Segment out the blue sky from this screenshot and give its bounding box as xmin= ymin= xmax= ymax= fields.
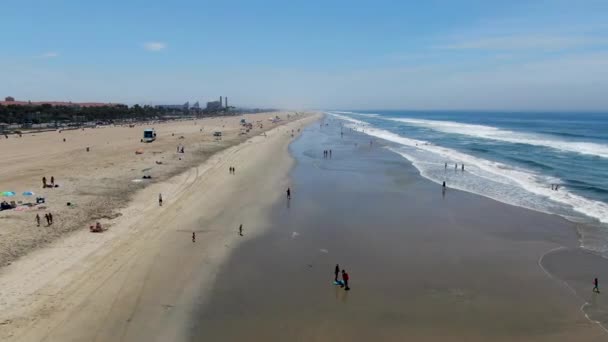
xmin=1 ymin=0 xmax=608 ymax=110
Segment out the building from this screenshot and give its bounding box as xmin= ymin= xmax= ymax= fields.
xmin=155 ymin=102 xmax=189 ymax=110
xmin=206 ymin=101 xmax=222 ymax=111
xmin=0 ymin=97 xmax=121 ymax=107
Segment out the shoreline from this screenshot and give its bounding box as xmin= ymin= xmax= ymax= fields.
xmin=0 ymin=112 xmax=320 ymax=341
xmin=191 ymin=116 xmax=608 ymax=341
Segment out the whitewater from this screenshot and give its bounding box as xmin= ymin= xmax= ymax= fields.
xmin=329 ymin=112 xmax=608 ymax=227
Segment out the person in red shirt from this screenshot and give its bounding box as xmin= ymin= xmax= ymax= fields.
xmin=341 ymin=269 xmax=350 ymax=291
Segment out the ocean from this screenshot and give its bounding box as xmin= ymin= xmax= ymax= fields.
xmin=327 ymin=110 xmax=608 ymax=253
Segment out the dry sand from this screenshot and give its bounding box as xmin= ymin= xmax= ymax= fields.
xmin=0 ymin=112 xmax=319 ymax=341
xmin=0 ymin=112 xmax=296 ymax=265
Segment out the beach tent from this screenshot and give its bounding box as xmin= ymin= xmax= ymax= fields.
xmin=22 ymin=191 xmax=35 ymax=196
xmin=1 ymin=191 xmax=16 ymax=197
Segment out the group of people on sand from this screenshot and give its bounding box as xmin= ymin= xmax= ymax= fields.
xmin=36 ymin=212 xmax=53 ymax=226
xmin=550 ymin=184 xmax=560 ymax=191
xmin=334 ymin=264 xmax=350 ymax=291
xmin=42 ymin=176 xmax=56 ymax=188
xmin=229 ymin=166 xmax=236 ymax=174
xmin=323 ymin=150 xmax=332 ymax=159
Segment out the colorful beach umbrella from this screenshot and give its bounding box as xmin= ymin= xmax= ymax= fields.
xmin=1 ymin=191 xmax=16 ymax=197
xmin=22 ymin=191 xmax=35 ymax=196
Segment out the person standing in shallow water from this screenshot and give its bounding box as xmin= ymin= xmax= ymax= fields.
xmin=286 ymin=187 xmax=291 ymax=200
xmin=341 ymin=269 xmax=350 ymax=291
xmin=334 ymin=264 xmax=340 ymax=282
xmin=594 ymin=278 xmax=600 ymax=293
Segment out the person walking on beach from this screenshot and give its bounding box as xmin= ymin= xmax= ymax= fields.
xmin=329 ymin=150 xmax=332 ymax=158
xmin=286 ymin=187 xmax=291 ymax=200
xmin=159 ymin=193 xmax=163 ymax=206
xmin=594 ymin=278 xmax=600 ymax=293
xmin=36 ymin=214 xmax=40 ymax=227
xmin=239 ymin=224 xmax=243 ymax=236
xmin=42 ymin=177 xmax=47 ymax=188
xmin=44 ymin=213 xmax=50 ymax=226
xmin=334 ymin=264 xmax=340 ymax=282
xmin=341 ymin=269 xmax=350 ymax=291
xmin=192 ymin=232 xmax=196 ymax=243
xmin=48 ymin=212 xmax=53 ymax=225
xmin=50 ymin=176 xmax=55 ymax=186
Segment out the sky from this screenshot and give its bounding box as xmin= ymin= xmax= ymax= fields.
xmin=1 ymin=0 xmax=608 ymax=111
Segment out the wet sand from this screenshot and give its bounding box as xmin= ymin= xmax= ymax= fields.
xmin=192 ymin=118 xmax=607 ymax=341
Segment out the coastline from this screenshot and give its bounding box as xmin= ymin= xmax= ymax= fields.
xmin=0 ymin=112 xmax=320 ymax=341
xmin=192 ymin=116 xmax=608 ymax=341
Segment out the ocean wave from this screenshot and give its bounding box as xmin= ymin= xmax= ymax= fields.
xmin=330 ymin=111 xmax=379 ymax=118
xmin=329 ymin=113 xmax=608 ymax=224
xmin=386 ymin=117 xmax=608 ymax=159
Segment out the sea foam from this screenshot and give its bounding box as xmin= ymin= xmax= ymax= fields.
xmin=329 ymin=112 xmax=608 ymax=225
xmin=386 ymin=117 xmax=608 ymax=159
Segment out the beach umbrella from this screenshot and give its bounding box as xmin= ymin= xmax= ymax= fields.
xmin=22 ymin=191 xmax=35 ymax=196
xmin=1 ymin=191 xmax=16 ymax=197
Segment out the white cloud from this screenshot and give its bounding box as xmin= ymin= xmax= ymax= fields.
xmin=143 ymin=42 xmax=167 ymax=51
xmin=39 ymin=51 xmax=59 ymax=58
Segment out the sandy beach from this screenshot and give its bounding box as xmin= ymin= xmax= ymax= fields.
xmin=1 ymin=112 xmax=607 ymax=341
xmin=0 ymin=112 xmax=319 ymax=341
xmin=192 ymin=116 xmax=608 ymax=341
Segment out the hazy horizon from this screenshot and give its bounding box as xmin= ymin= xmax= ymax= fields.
xmin=2 ymin=0 xmax=608 ymax=111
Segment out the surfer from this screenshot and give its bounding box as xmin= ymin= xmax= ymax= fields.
xmin=594 ymin=278 xmax=600 ymax=293
xmin=334 ymin=264 xmax=340 ymax=282
xmin=461 ymin=164 xmax=464 ymax=172
xmin=442 ymin=181 xmax=446 ymax=188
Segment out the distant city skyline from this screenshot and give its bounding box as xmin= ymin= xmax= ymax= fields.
xmin=2 ymin=0 xmax=608 ymax=111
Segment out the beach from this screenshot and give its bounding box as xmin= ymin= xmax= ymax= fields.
xmin=0 ymin=112 xmax=318 ymax=340
xmin=192 ymin=117 xmax=608 ymax=341
xmin=1 ymin=112 xmax=607 ymax=341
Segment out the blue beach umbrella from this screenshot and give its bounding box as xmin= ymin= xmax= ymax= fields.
xmin=22 ymin=191 xmax=35 ymax=196
xmin=1 ymin=191 xmax=16 ymax=197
